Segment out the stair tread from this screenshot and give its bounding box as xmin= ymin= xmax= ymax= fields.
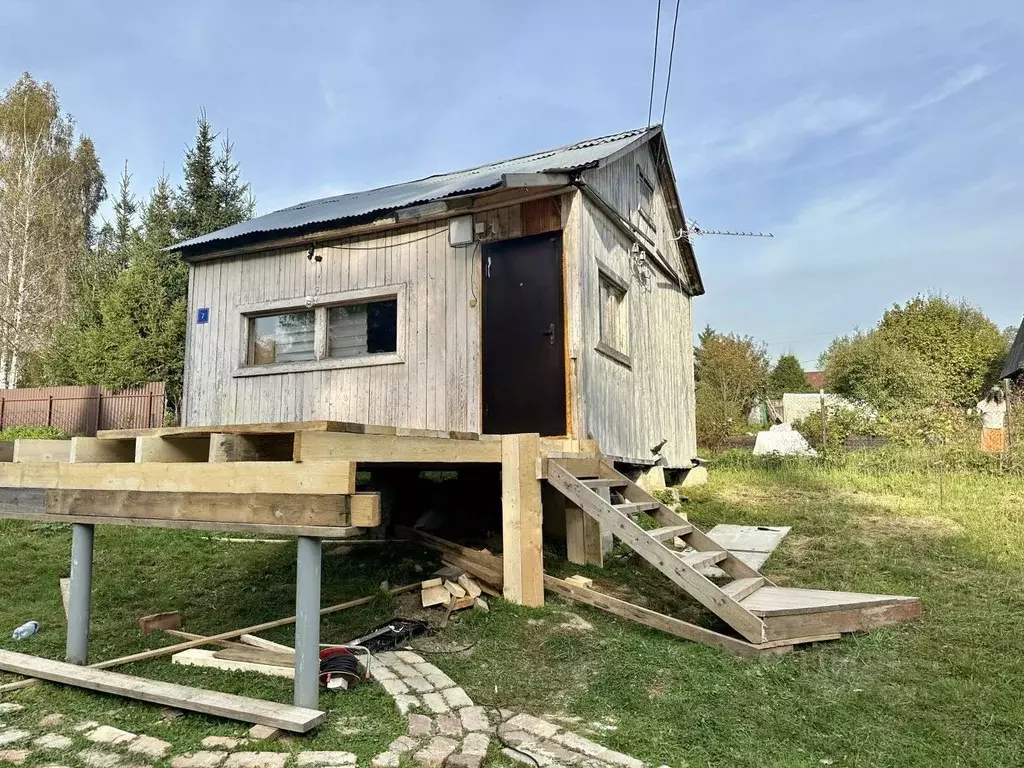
xmin=721 ymin=577 xmax=766 ymax=601
xmin=679 ymin=549 xmax=729 ymax=567
xmin=647 ymin=524 xmax=693 ymax=541
xmin=613 ymin=501 xmax=661 ymax=515
xmin=582 ymin=478 xmax=627 ymax=489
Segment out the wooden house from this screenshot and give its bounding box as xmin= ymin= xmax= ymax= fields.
xmin=173 ymin=127 xmax=704 ymax=469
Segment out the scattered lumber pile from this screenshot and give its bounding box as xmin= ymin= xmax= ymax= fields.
xmin=420 ymin=574 xmax=488 ymax=614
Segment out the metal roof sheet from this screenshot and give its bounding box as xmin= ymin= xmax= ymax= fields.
xmin=1002 ymin=317 xmax=1024 ymax=379
xmin=175 ymin=127 xmax=653 ymax=252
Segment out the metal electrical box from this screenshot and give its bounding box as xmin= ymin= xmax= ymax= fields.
xmin=448 ymin=215 xmax=474 ymax=246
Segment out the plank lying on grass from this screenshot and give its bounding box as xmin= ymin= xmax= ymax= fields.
xmin=0 ymin=649 xmax=324 ymax=732
xmin=0 ymin=582 xmax=420 ymax=695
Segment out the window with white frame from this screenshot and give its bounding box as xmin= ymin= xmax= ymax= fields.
xmin=239 ymin=287 xmax=402 ymax=374
xmin=597 ymin=266 xmax=630 ymax=365
xmin=637 ymin=165 xmax=656 ymax=237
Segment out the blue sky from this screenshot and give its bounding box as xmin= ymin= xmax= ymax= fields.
xmin=4 ymin=0 xmax=1022 ymax=367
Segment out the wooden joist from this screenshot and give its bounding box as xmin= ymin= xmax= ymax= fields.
xmin=0 ymin=460 xmax=357 ymax=495
xmin=13 ymin=439 xmax=72 ymax=463
xmin=0 ymin=488 xmax=376 ymax=536
xmin=293 ymin=431 xmax=500 ymax=464
xmin=0 ymin=649 xmax=324 ymax=732
xmin=70 ymin=437 xmax=136 ymax=463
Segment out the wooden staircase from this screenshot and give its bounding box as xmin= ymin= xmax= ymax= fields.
xmin=546 ymin=459 xmax=921 ymax=645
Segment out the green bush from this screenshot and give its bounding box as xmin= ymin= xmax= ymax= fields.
xmin=0 ymin=425 xmax=71 ymax=440
xmin=695 ymin=385 xmax=744 ymax=451
xmin=793 ymin=407 xmax=876 ymax=451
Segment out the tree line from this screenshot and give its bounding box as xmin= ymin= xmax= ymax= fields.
xmin=696 ymin=295 xmax=1017 ymax=447
xmin=0 ymin=73 xmax=254 ymax=419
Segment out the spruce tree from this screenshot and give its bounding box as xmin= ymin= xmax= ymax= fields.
xmin=769 ymin=354 xmax=813 ymax=397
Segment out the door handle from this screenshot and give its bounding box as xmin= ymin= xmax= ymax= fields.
xmin=542 ymin=323 xmax=555 ymax=344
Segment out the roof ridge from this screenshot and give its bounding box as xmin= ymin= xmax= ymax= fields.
xmin=277 ymin=126 xmax=652 ymax=214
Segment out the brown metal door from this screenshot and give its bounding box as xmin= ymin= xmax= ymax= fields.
xmin=482 ymin=232 xmax=566 ymax=436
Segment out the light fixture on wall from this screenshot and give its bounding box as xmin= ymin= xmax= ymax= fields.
xmin=307 ymin=244 xmax=322 ymax=262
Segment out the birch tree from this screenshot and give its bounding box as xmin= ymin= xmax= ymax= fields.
xmin=0 ymin=73 xmax=104 ymax=388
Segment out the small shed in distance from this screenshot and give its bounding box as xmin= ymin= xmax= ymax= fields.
xmin=173 ymin=127 xmax=703 ymax=469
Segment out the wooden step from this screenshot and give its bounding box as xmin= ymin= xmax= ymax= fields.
xmin=582 ymin=478 xmax=627 ymax=490
xmin=679 ymin=550 xmax=729 ymax=568
xmin=648 ymin=524 xmax=693 ymax=542
xmin=613 ymin=502 xmax=661 ymax=517
xmin=721 ymin=577 xmax=766 ymax=602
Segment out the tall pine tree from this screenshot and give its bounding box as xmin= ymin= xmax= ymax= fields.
xmin=42 ymin=110 xmax=253 ymax=422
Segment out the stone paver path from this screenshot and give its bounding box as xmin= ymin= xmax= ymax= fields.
xmin=369 ymin=649 xmax=655 ymax=768
xmin=0 ymin=650 xmax=657 ymax=767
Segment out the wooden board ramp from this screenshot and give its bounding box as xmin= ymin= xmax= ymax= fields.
xmin=0 ymin=649 xmax=325 ymax=732
xmin=546 ymin=459 xmax=922 ymax=644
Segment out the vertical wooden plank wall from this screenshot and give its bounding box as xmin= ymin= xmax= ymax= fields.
xmin=575 ymin=144 xmax=698 ymax=467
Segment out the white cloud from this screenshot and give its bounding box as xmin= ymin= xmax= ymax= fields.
xmin=910 ymin=63 xmax=993 ymax=110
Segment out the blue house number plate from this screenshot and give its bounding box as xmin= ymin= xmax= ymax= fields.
xmin=197 ymin=307 xmax=210 ymax=324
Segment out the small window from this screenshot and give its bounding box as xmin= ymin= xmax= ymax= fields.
xmin=328 ymin=299 xmax=398 ymax=358
xmin=247 ymin=311 xmax=315 ymax=365
xmin=599 ymin=274 xmax=629 ymax=357
xmin=637 ymin=166 xmax=656 ymax=235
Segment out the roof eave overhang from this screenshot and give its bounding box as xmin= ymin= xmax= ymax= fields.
xmin=173 ymin=172 xmax=577 ymax=263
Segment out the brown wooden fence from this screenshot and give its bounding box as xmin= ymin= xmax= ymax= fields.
xmin=0 ymin=383 xmax=165 ymax=436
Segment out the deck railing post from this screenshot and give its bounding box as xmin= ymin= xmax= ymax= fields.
xmin=66 ymin=523 xmax=95 ymax=665
xmin=294 ymin=535 xmax=322 ymax=709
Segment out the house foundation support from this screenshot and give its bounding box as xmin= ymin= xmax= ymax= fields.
xmin=501 ymin=433 xmax=544 ymax=607
xmin=66 ymin=523 xmax=94 ymax=665
xmin=293 ymin=536 xmax=322 ymax=709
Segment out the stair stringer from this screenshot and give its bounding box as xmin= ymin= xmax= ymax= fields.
xmin=547 ymin=460 xmax=768 ymax=643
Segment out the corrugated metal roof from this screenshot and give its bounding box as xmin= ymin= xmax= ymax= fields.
xmin=174 ymin=127 xmax=653 ymax=252
xmin=1002 ymin=317 xmax=1024 ymax=379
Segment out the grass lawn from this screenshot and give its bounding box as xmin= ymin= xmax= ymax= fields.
xmin=1 ymin=450 xmax=1022 ymax=767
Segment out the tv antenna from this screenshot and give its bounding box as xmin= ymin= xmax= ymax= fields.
xmin=673 ymin=220 xmax=774 ymax=242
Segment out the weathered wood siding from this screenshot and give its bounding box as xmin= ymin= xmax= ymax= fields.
xmin=572 ymin=143 xmax=697 ymax=466
xmin=183 ymin=223 xmax=482 ymax=430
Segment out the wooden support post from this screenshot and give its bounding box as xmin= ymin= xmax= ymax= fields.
xmin=565 ymin=500 xmax=604 ymax=567
xmin=501 ymin=433 xmax=543 ymax=607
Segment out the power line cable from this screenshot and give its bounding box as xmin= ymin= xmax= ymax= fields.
xmin=660 ymin=0 xmax=682 ymax=125
xmin=646 ymin=0 xmax=663 ymax=127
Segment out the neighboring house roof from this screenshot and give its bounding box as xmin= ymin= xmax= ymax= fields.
xmin=1003 ymin=318 xmax=1024 ymax=379
xmin=805 ymin=371 xmax=825 ymax=390
xmin=171 ymin=125 xmax=702 ymax=292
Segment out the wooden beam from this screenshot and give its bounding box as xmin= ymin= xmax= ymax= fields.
xmin=542 ymin=576 xmax=780 ymax=660
xmin=0 ymin=460 xmax=358 ymax=495
xmin=294 ymin=431 xmax=500 ymax=464
xmin=0 ymin=582 xmax=420 ymax=695
xmin=764 ymin=600 xmax=923 ymax=642
xmin=208 ymin=434 xmax=295 ymax=463
xmin=135 ymin=436 xmax=211 ymax=463
xmin=70 ymin=438 xmax=135 ymax=463
xmin=0 ymin=649 xmax=323 ymax=732
xmin=565 ymin=500 xmax=604 ymax=567
xmin=13 ymin=439 xmax=72 ymax=463
xmin=99 ymin=420 xmax=393 ymax=440
xmin=501 ymin=434 xmax=544 ymax=607
xmin=44 ymin=489 xmax=376 ymax=528
xmin=398 ymin=528 xmax=791 ymax=659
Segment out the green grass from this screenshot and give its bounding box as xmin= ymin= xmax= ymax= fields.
xmin=2 ymin=452 xmax=1023 ymax=767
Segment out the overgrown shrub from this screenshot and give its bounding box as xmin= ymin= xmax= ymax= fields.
xmin=0 ymin=425 xmax=70 ymax=440
xmin=793 ymin=407 xmax=876 ymax=451
xmin=695 ymin=385 xmax=743 ymax=451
